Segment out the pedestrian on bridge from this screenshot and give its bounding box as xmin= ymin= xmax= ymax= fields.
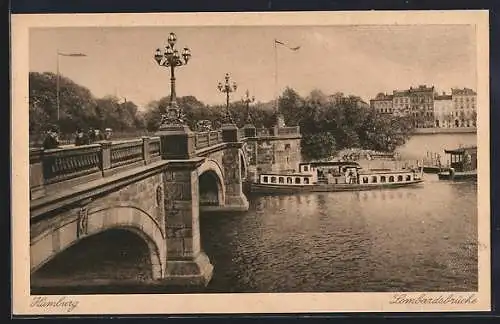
xmin=74 ymin=128 xmax=90 ymax=146
xmin=104 ymin=128 xmax=113 ymax=140
xmin=87 ymin=127 xmax=96 ymax=144
xmin=42 ymin=125 xmax=60 ymax=150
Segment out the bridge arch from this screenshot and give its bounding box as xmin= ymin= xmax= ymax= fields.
xmin=31 ymin=206 xmax=166 ymax=280
xmin=197 ymin=159 xmax=226 ymax=206
xmin=239 ymin=148 xmax=248 ymax=180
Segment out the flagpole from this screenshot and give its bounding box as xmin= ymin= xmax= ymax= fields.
xmin=274 ymin=39 xmax=278 ymax=113
xmin=56 ymin=49 xmax=60 ymax=122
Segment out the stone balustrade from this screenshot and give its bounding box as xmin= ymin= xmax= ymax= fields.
xmin=29 ymin=125 xmax=301 ymax=200
xmin=110 ymin=139 xmax=144 ymax=168
xmin=194 ymin=130 xmax=225 ymax=150
xmin=256 ymin=128 xmax=270 ymax=137
xmin=29 ymin=136 xmax=162 ymax=199
xmin=256 ymin=126 xmax=301 ymax=138
xmin=277 ymin=126 xmax=301 ymax=136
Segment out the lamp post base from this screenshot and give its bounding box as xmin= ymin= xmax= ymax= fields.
xmin=156 ymin=123 xmax=192 ymax=135
xmin=155 ymin=123 xmax=195 ymax=160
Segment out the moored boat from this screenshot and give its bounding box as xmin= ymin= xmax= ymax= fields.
xmin=437 ymin=146 xmax=477 ymax=181
xmin=250 ymin=161 xmax=424 ymax=194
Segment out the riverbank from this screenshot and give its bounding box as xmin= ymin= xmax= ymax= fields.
xmin=412 ymin=127 xmax=476 ymax=134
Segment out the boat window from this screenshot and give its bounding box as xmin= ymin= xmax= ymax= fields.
xmin=295 ymin=177 xmax=301 ymax=184
xmin=406 ymin=175 xmax=411 ymax=181
xmin=271 ymin=176 xmax=277 ymax=183
xmin=363 ymin=177 xmax=369 ymax=183
xmin=304 ymin=166 xmax=309 ymax=172
xmin=279 ymin=177 xmax=284 ymax=184
xmin=397 ymin=175 xmax=403 ymax=182
xmin=263 ymin=176 xmax=268 ymax=183
xmin=389 ymin=176 xmax=394 ymax=182
xmin=287 ymin=177 xmax=293 ymax=184
xmin=371 ymin=176 xmax=378 ymax=183
xmin=380 ymin=176 xmax=386 ymax=183
xmin=304 ymin=177 xmax=310 ymax=184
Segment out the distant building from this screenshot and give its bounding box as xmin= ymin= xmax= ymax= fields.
xmin=370 ymin=93 xmax=394 ymax=114
xmin=451 ymin=88 xmax=477 ymax=128
xmin=369 ymin=85 xmax=476 ymax=129
xmin=392 ymin=90 xmax=411 ymax=116
xmin=433 ymin=93 xmax=453 ymax=128
xmin=409 ymin=85 xmax=435 ymax=128
xmin=330 ymin=93 xmax=370 ymax=109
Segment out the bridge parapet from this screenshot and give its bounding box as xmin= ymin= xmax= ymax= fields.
xmin=29 ymin=137 xmax=162 ymax=200
xmin=255 ymin=126 xmax=301 ymax=139
xmin=29 ymin=125 xmax=300 ymax=200
xmin=194 ymin=130 xmax=223 ymax=150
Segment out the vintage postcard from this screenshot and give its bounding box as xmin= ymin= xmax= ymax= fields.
xmin=12 ymin=10 xmax=490 ymax=315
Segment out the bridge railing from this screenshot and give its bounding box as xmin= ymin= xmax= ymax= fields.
xmin=256 ymin=126 xmax=300 ymax=138
xmin=238 ymin=128 xmax=246 ymax=139
xmin=195 ymin=130 xmax=224 ymax=150
xmin=30 ymin=125 xmax=300 ymax=199
xmin=277 ymin=126 xmax=300 ymax=136
xmin=40 ymin=144 xmax=102 ymax=185
xmin=30 ymin=136 xmax=161 ymax=199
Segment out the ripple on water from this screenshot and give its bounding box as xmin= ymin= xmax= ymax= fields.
xmin=201 ymin=178 xmax=478 ymax=292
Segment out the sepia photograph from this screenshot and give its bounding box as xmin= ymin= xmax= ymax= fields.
xmin=12 ymin=11 xmax=490 ymax=314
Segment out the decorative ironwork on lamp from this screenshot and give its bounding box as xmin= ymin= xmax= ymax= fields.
xmin=217 ymin=73 xmax=238 ymax=125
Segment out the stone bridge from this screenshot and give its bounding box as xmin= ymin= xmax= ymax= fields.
xmin=29 ymin=123 xmax=301 ymax=288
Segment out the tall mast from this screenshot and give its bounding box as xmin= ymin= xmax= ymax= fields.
xmin=274 ymin=39 xmax=278 ymax=113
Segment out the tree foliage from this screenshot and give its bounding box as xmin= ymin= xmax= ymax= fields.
xmin=29 ymin=72 xmax=145 ymax=140
xmin=30 ymin=72 xmax=414 ymax=160
xmin=275 ymin=88 xmax=415 ymax=161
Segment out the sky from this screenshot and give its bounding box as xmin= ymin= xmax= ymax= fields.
xmin=29 ymin=25 xmax=477 ymax=110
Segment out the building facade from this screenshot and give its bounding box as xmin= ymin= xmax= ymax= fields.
xmin=392 ymin=90 xmax=411 ymax=116
xmin=451 ymin=88 xmax=477 ymax=128
xmin=409 ymin=85 xmax=435 ymax=128
xmin=369 ymin=85 xmax=476 ymax=128
xmin=370 ymin=93 xmax=394 ymax=115
xmin=433 ymin=93 xmax=453 ymax=128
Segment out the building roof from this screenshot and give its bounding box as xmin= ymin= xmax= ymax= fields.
xmin=300 ymin=161 xmax=363 ymax=168
xmin=372 ymin=93 xmax=393 ymax=101
xmin=409 ymin=85 xmax=435 ymax=92
xmin=451 ymin=88 xmax=477 ymax=96
xmin=393 ymin=90 xmax=411 ymax=96
xmin=444 ymin=146 xmax=477 ymax=154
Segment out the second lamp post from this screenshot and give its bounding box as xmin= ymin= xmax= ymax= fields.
xmin=242 ymin=89 xmax=255 ymax=125
xmin=217 ymin=73 xmax=237 ymax=125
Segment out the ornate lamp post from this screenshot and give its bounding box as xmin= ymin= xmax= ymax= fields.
xmin=242 ymin=89 xmax=255 ymax=125
xmin=154 ymin=32 xmax=192 ymax=130
xmin=217 ymin=73 xmax=237 ymax=125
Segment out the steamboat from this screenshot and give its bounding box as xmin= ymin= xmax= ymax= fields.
xmin=250 ymin=161 xmax=424 ymax=194
xmin=437 ymin=146 xmax=477 ymax=181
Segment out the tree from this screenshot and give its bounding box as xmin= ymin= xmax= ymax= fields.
xmin=29 ymin=72 xmax=98 ymax=134
xmin=29 ymin=72 xmax=145 ymax=140
xmin=278 ymin=87 xmax=305 ymax=126
xmin=301 ymin=132 xmax=337 ymax=161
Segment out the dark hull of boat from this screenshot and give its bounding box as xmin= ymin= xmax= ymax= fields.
xmin=249 ymin=180 xmax=424 ymax=195
xmin=438 ymin=172 xmax=477 ymax=181
xmin=423 ymin=166 xmax=443 ymax=174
